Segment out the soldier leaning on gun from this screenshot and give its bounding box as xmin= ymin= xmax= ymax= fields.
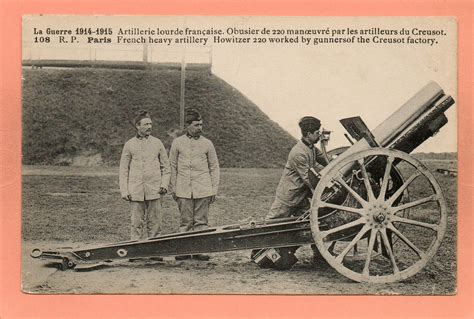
xmin=119 ymin=110 xmax=170 ymax=253
xmin=266 ymin=116 xmax=326 ymax=219
xmin=265 ymin=116 xmax=328 ymax=265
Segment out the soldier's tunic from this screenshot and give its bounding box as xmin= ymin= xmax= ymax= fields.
xmin=119 ymin=135 xmax=170 ymax=239
xmin=266 ymin=139 xmax=325 ymax=219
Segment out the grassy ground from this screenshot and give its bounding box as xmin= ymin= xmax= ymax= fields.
xmin=22 ymin=167 xmax=279 ymax=242
xmin=22 ymin=162 xmax=457 ymax=294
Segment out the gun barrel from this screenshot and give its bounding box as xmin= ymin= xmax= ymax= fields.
xmin=321 ymin=81 xmax=454 ymax=177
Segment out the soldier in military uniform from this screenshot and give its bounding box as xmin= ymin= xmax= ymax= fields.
xmin=119 ymin=110 xmax=170 ymax=243
xmin=169 ymin=109 xmax=220 ymax=261
xmin=266 ymin=116 xmax=326 ymax=220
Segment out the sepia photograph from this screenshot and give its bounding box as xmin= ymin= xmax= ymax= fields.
xmin=21 ymin=15 xmax=457 ymax=295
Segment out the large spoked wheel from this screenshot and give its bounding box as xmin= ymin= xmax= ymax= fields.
xmin=310 ymin=148 xmax=447 ymax=283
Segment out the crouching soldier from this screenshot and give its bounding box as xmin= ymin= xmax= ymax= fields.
xmin=252 ymin=116 xmax=327 ymax=269
xmin=267 ymin=116 xmax=326 ymax=219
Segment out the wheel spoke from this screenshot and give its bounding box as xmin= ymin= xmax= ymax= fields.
xmin=387 ymin=224 xmax=426 ymax=259
xmin=362 ymin=229 xmax=378 ymax=276
xmin=387 ymin=171 xmax=421 ymax=205
xmin=319 ymin=202 xmax=364 ymax=215
xmin=393 ymin=195 xmax=438 ymax=212
xmin=358 ymin=159 xmax=375 ymax=201
xmin=335 ymin=225 xmax=370 ymax=264
xmin=334 ymin=175 xmax=367 ymax=207
xmin=391 ymin=216 xmax=439 ymax=232
xmin=320 ymin=218 xmax=366 ymax=238
xmin=380 ymin=228 xmax=399 ymax=274
xmin=378 ymin=156 xmax=394 ymax=200
xmin=377 ymin=232 xmax=382 ymax=254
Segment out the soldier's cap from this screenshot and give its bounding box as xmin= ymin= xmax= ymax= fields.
xmin=185 ymin=108 xmax=202 ymax=123
xmin=298 ymin=116 xmax=321 ymax=130
xmin=134 ymin=110 xmax=151 ymax=125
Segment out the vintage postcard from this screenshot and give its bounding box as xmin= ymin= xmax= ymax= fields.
xmin=21 ymin=15 xmax=457 ymax=295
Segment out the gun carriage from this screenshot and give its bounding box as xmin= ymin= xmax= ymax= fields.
xmin=31 ymin=82 xmax=455 ymax=283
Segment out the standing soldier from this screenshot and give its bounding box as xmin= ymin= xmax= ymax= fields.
xmin=119 ymin=110 xmax=170 ymax=248
xmin=169 ymin=108 xmax=220 ymax=261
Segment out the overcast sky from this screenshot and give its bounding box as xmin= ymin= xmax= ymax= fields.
xmin=23 ymin=16 xmax=457 ymax=153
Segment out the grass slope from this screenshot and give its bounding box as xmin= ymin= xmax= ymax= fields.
xmin=22 ymin=67 xmax=296 ymax=167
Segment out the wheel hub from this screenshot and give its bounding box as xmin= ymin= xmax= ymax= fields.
xmin=374 ymin=212 xmax=386 ymax=223
xmin=368 ymin=204 xmax=390 ymax=226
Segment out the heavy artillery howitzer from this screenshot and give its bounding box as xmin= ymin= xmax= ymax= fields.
xmin=31 ymin=81 xmax=455 ymax=283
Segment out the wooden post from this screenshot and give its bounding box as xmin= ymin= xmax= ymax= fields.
xmin=143 ymin=43 xmax=148 ymax=62
xmin=208 ymin=46 xmax=213 ymax=74
xmin=209 ymin=46 xmax=212 ymax=67
xmin=179 ymin=49 xmax=186 ymax=130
